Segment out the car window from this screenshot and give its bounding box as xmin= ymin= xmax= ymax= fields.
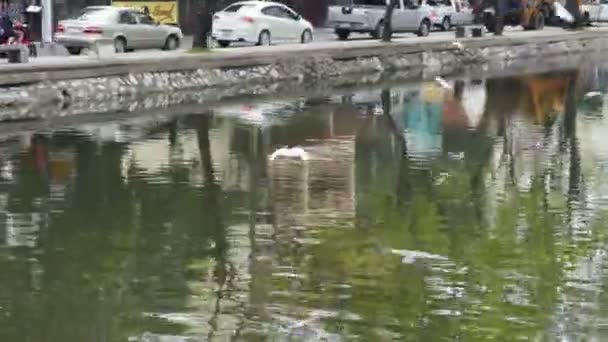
xmin=118 ymin=11 xmax=137 ymax=24
xmin=276 ymin=6 xmax=298 ymax=19
xmin=404 ymin=0 xmax=419 ymax=8
xmin=351 ymin=0 xmax=386 ymax=5
xmin=261 ymin=6 xmax=281 ymax=17
xmin=224 ymin=3 xmax=255 ymax=12
xmin=76 ymin=8 xmax=115 ymax=22
xmin=133 ymin=12 xmax=155 ymax=24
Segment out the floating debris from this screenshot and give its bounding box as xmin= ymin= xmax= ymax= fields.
xmin=389 ymin=248 xmax=450 ymax=264
xmin=584 ymin=91 xmax=602 ymax=99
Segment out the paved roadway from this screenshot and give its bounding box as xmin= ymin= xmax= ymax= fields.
xmin=1 ymin=25 xmax=607 ymax=67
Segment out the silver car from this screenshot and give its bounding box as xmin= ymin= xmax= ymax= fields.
xmin=55 ymin=6 xmax=184 ymax=55
xmin=424 ymin=0 xmax=474 ymax=30
xmin=327 ymin=0 xmax=438 ymax=40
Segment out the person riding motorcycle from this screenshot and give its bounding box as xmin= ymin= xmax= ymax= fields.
xmin=0 ymin=13 xmax=16 ymax=44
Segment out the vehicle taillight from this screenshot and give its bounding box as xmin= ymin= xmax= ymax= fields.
xmin=241 ymin=16 xmax=254 ymax=23
xmin=56 ymin=24 xmax=65 ymax=33
xmin=213 ymin=15 xmax=220 ymax=20
xmin=83 ymin=26 xmax=103 ymax=34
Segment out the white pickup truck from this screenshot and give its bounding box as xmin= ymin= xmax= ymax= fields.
xmin=424 ymin=0 xmax=475 ymax=31
xmin=326 ymin=0 xmax=439 ymax=40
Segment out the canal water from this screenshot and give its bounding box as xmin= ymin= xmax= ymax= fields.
xmin=1 ymin=66 xmax=608 ymax=341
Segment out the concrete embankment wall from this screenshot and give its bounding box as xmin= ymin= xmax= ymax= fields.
xmin=1 ymin=29 xmax=608 ymax=121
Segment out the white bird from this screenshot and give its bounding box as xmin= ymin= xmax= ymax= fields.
xmin=435 ymin=76 xmax=452 ymax=90
xmin=452 ymin=41 xmax=464 ymax=50
xmin=269 ymin=146 xmax=309 ymax=161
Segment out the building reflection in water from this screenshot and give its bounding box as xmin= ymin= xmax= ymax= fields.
xmin=2 ymin=67 xmax=608 ymax=341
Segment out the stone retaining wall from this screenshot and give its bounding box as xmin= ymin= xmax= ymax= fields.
xmin=0 ymin=32 xmax=606 ymax=121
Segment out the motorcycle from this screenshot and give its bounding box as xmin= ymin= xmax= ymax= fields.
xmin=0 ymin=19 xmax=35 ymax=56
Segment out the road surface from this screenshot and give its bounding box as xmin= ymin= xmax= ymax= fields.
xmin=0 ymin=25 xmax=601 ymax=67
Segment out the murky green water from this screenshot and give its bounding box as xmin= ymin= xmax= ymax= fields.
xmin=2 ymin=67 xmax=608 ymax=341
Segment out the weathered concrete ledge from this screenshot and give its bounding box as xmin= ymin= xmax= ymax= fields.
xmin=1 ymin=28 xmax=608 ymax=121
xmin=0 ymin=50 xmax=601 ymax=149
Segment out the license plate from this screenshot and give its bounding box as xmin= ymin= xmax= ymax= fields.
xmin=338 ymin=23 xmax=351 ymax=28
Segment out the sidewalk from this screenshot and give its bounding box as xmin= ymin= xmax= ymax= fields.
xmin=0 ymin=25 xmax=607 ymax=85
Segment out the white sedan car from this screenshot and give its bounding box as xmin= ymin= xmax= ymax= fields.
xmin=212 ymin=1 xmax=313 ymax=47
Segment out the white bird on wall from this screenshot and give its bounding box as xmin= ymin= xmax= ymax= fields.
xmin=269 ymin=146 xmax=309 ymax=161
xmin=435 ymin=76 xmax=452 ymax=90
xmin=452 ymin=41 xmax=464 ymax=50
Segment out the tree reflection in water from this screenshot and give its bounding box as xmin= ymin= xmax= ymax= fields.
xmin=0 ymin=69 xmax=607 ymax=341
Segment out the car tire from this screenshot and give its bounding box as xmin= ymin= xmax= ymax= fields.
xmin=114 ymin=37 xmax=126 ymax=53
xmin=163 ymin=35 xmax=179 ymax=50
xmin=417 ymin=19 xmax=430 ymax=37
xmin=441 ymin=17 xmax=451 ymax=31
xmin=301 ymin=29 xmax=313 ymax=44
xmin=257 ymin=30 xmax=271 ymax=46
xmin=218 ymin=40 xmax=231 ymax=48
xmin=67 ymin=47 xmax=81 ymax=55
xmin=336 ymin=29 xmax=350 ymax=40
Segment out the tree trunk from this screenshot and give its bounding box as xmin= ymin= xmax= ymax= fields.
xmin=382 ymin=0 xmax=398 ymax=42
xmin=194 ymin=0 xmax=217 ymax=48
xmin=494 ymin=0 xmax=506 ymax=35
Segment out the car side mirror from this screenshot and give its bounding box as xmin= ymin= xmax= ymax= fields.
xmin=294 ymin=14 xmax=301 ymax=20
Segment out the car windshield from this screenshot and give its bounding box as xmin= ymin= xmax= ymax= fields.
xmin=333 ymin=0 xmax=388 ymax=5
xmin=75 ymin=8 xmax=115 ymax=21
xmin=223 ymin=3 xmax=255 ymax=12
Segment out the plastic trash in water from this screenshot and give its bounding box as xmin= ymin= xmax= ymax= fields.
xmin=389 ymin=248 xmax=449 ymax=264
xmin=584 ymin=91 xmax=602 ymax=99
